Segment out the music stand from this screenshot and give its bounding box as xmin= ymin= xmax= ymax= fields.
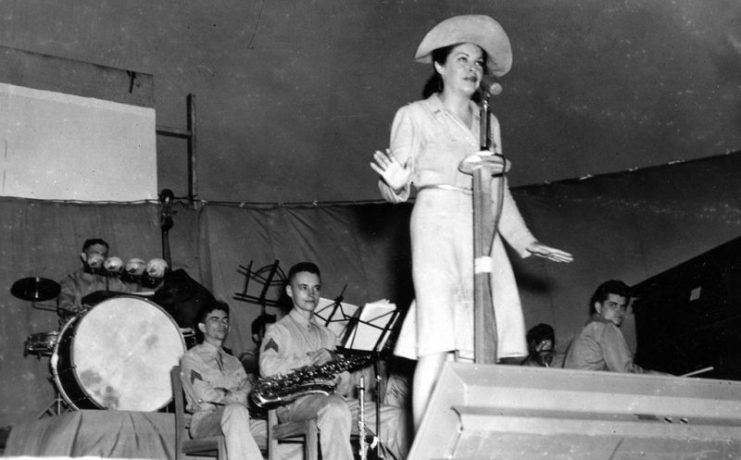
xmin=233 ymin=259 xmax=286 ymax=308
xmin=233 ymin=260 xmax=286 ymax=342
xmin=336 ymin=299 xmax=400 ymax=458
xmin=313 ymin=286 xmax=361 ymax=338
xmin=340 ymin=299 xmax=399 ymax=353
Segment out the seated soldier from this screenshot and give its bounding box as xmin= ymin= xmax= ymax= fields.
xmin=180 ymin=300 xmax=266 ymax=460
xmin=57 ymin=238 xmax=138 ymax=320
xmin=521 ymin=323 xmax=555 ymax=367
xmin=260 ymin=262 xmax=410 ymax=460
xmin=564 ymin=280 xmax=666 ymax=374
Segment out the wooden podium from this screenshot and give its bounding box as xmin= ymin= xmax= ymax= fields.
xmin=409 ymin=363 xmax=741 ymax=459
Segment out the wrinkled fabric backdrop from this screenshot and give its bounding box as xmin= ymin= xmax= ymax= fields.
xmin=2 ymin=151 xmax=741 ymax=426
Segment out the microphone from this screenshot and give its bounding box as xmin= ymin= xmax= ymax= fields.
xmin=480 ymin=75 xmax=503 ymax=97
xmin=478 ymin=75 xmax=502 ymax=150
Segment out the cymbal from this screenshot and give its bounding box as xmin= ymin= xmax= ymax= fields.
xmin=11 ymin=277 xmax=61 ymax=302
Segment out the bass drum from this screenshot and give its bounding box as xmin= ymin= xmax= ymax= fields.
xmin=51 ymin=296 xmax=185 ymax=411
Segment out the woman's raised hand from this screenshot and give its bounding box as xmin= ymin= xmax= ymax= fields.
xmin=526 ymin=242 xmax=574 ymax=263
xmin=370 ymin=149 xmax=412 ymax=192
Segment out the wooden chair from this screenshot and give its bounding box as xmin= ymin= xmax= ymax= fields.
xmin=267 ymin=408 xmax=319 ymax=460
xmin=171 ymin=365 xmax=226 ymax=460
xmin=170 ymin=365 xmax=319 ymax=460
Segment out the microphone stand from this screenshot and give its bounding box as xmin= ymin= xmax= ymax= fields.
xmin=368 ymin=316 xmax=398 ymax=458
xmin=458 ymin=82 xmax=506 ymax=363
xmin=358 ymin=376 xmax=368 ymax=460
xmin=373 ymin=349 xmax=382 ymax=458
xmin=341 ymin=306 xmax=399 ymax=459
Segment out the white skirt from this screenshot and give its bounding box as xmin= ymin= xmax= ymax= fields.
xmin=393 ymin=188 xmax=527 ymax=361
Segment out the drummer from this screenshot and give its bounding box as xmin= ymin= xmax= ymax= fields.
xmin=57 ymin=238 xmax=139 ymax=320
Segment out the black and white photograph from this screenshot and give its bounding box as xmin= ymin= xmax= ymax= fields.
xmin=1 ymin=1 xmax=741 ymax=459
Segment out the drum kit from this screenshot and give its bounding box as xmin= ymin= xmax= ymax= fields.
xmin=13 ymin=277 xmax=62 ymax=358
xmin=12 ymin=276 xmax=186 ymax=417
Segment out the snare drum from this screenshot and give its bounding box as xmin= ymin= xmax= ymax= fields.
xmin=23 ymin=331 xmax=60 ymax=357
xmin=51 ymin=296 xmax=185 ymax=411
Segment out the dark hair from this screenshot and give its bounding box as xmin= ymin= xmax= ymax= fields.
xmin=422 ymin=44 xmax=488 ymax=101
xmin=526 ymin=323 xmax=555 ymax=349
xmin=193 ymin=300 xmax=230 ymax=345
xmin=196 ymin=300 xmax=230 ymax=325
xmin=589 ymin=280 xmax=631 ymax=315
xmin=251 ymin=312 xmax=276 ymax=336
xmin=287 ymin=262 xmax=321 ymax=284
xmin=82 ymin=238 xmax=109 ymax=252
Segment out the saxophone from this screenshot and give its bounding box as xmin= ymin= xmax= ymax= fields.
xmin=251 ymin=353 xmax=372 ymax=408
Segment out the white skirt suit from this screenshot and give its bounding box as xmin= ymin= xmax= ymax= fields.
xmin=380 ymin=94 xmax=536 ymax=361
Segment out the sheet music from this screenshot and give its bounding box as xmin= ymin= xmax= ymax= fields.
xmin=313 ymin=297 xmax=360 ymax=338
xmin=343 ymin=299 xmax=398 ymax=351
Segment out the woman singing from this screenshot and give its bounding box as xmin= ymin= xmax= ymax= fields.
xmin=370 ymin=15 xmax=573 ymax=429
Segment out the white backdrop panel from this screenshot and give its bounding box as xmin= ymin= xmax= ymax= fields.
xmin=0 ymin=82 xmax=156 ymax=201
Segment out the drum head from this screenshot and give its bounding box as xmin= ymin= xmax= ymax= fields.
xmin=70 ymin=296 xmax=185 ymax=411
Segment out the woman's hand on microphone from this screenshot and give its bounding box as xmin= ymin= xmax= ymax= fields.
xmin=478 ymin=151 xmax=511 ymax=174
xmin=459 ymin=151 xmax=511 ymax=175
xmin=370 ymin=149 xmax=411 ymax=192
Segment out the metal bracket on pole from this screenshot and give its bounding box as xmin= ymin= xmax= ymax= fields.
xmin=156 ymin=93 xmax=198 ymax=207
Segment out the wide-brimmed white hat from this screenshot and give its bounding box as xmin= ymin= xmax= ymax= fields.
xmin=414 ymin=15 xmax=512 ymax=77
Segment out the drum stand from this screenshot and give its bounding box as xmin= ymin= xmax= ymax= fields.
xmin=36 ymin=377 xmax=72 ymax=419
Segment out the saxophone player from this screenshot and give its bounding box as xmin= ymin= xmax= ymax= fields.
xmin=260 ymin=262 xmax=410 ymax=460
xmin=180 ymin=300 xmax=267 ymax=460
